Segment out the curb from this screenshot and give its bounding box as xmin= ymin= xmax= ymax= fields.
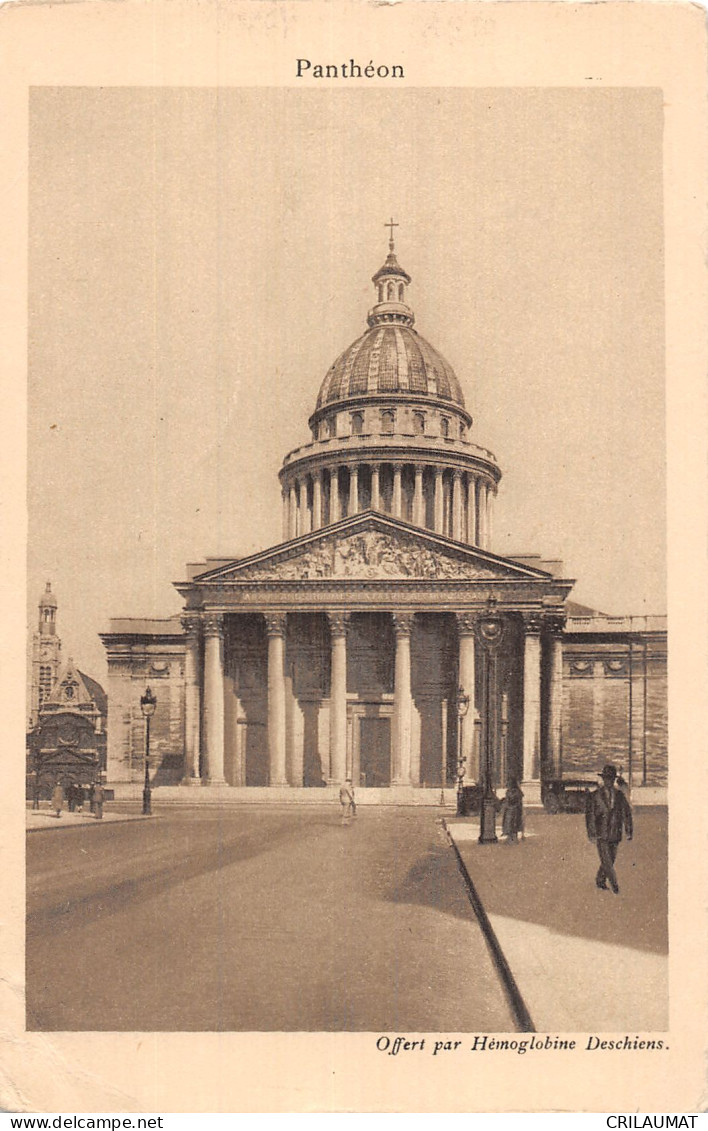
xmin=442 ymin=818 xmax=535 ymax=1033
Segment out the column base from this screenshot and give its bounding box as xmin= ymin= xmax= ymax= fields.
xmin=521 ymin=780 xmax=542 ymax=806
xmin=204 ymin=777 xmax=228 ymax=786
xmin=270 ymin=780 xmax=290 ymax=787
xmin=181 ymin=776 xmax=203 ymax=786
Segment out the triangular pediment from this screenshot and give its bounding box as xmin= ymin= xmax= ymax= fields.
xmin=193 ymin=513 xmax=555 ymax=584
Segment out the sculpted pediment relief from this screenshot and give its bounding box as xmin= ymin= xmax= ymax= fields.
xmin=221 ymin=529 xmax=521 ymax=582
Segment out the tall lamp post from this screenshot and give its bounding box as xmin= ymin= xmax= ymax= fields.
xmin=476 ymin=609 xmax=505 ymax=844
xmin=140 ymin=686 xmax=157 ymax=816
xmin=455 ymin=686 xmax=470 ymax=814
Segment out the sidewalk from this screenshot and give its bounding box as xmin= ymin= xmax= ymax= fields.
xmin=445 ymin=807 xmax=668 ymax=1032
xmin=26 ymin=804 xmax=152 ymax=832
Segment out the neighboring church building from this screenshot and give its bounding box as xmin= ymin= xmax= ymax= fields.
xmin=101 ymin=234 xmax=667 ymax=800
xmin=27 ymin=585 xmax=108 ymax=797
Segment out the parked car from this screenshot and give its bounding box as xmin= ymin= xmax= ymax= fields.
xmin=541 ymin=778 xmax=597 ymax=814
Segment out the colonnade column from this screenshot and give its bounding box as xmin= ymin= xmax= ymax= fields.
xmin=312 ymin=472 xmax=322 ymax=530
xmin=181 ymin=614 xmax=202 ymax=782
xmin=392 ymin=465 xmax=403 ymax=519
xmin=522 ymin=612 xmax=542 ymax=782
xmin=456 ymin=613 xmax=477 ymax=782
xmin=203 ymin=613 xmax=226 ymax=784
xmin=545 ymin=614 xmax=565 ymax=778
xmin=327 ymin=613 xmax=349 ymax=784
xmin=299 ymin=479 xmax=310 ymax=536
xmin=476 ymin=479 xmax=487 ymax=548
xmin=413 ymin=465 xmax=424 ymax=527
xmin=370 ymin=464 xmax=380 ymax=511
xmin=486 ymin=487 xmax=495 ymax=552
xmin=466 ymin=474 xmax=477 ymax=546
xmin=392 ymin=613 xmax=414 ymax=785
xmin=330 ymin=469 xmax=340 ymax=524
xmin=288 ymin=483 xmax=298 ymax=540
xmin=434 ymin=468 xmax=444 ymax=534
xmin=281 ymin=490 xmax=289 ymax=542
xmin=265 ymin=614 xmax=288 ymax=786
xmin=350 ymin=466 xmax=359 ymax=516
xmin=452 ymin=471 xmax=463 ymax=541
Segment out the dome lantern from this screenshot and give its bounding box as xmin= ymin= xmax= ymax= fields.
xmin=368 ymin=219 xmax=414 ymax=328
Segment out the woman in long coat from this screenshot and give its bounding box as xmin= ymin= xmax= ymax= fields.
xmin=51 ymin=781 xmax=65 ymax=819
xmin=500 ymin=777 xmax=524 ymax=843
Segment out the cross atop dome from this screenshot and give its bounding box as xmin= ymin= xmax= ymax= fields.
xmin=384 ymin=216 xmax=399 ymax=251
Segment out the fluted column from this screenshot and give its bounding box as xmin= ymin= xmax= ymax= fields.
xmin=312 ymin=471 xmax=323 ymax=530
xmin=265 ymin=613 xmax=288 ymax=786
xmin=476 ymin=479 xmax=487 ymax=548
xmin=350 ymin=465 xmax=359 ymax=516
xmin=452 ymin=470 xmax=463 ymax=541
xmin=203 ymin=613 xmax=225 ymax=784
xmin=181 ymin=614 xmax=202 ymax=782
xmin=466 ymin=474 xmax=477 ymax=546
xmin=434 ymin=468 xmax=444 ymax=534
xmin=486 ymin=486 xmax=495 ymax=552
xmin=392 ymin=613 xmax=414 ymax=785
xmin=392 ymin=465 xmax=403 ymax=519
xmin=522 ymin=612 xmax=542 ymax=782
xmin=413 ymin=465 xmax=424 ymax=527
xmin=545 ymin=614 xmax=565 ymax=778
xmin=299 ymin=478 xmax=310 ymax=536
xmin=327 ymin=613 xmax=349 ymax=783
xmin=370 ymin=464 xmax=380 ymax=511
xmin=330 ymin=468 xmax=340 ymax=524
xmin=456 ymin=613 xmax=477 ymax=782
xmin=288 ymin=482 xmax=298 ymax=540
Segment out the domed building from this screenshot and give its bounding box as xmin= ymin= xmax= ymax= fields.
xmin=101 ymin=230 xmax=667 ymax=803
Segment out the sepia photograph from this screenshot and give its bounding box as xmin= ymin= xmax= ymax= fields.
xmin=25 ymin=85 xmax=667 ymax=1034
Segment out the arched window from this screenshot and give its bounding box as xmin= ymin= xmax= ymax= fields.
xmin=413 ymin=412 xmax=425 ymax=436
xmin=43 ymin=608 xmax=52 ymax=622
xmin=378 ymin=283 xmax=384 ymax=302
xmin=351 ymin=412 xmax=363 ymax=436
xmin=328 ymin=417 xmax=337 ymax=439
xmin=381 ymin=410 xmax=395 ymax=434
xmin=398 ymin=282 xmax=405 ymax=301
xmin=459 ymin=421 xmax=467 ymax=439
xmin=440 ymin=417 xmax=450 ymax=438
xmin=387 ymin=281 xmax=395 ymax=301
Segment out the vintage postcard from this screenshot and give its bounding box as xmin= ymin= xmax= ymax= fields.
xmin=1 ymin=0 xmax=706 ymax=1114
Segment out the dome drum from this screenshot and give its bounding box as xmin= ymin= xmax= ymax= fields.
xmin=309 ymin=398 xmax=472 ymax=444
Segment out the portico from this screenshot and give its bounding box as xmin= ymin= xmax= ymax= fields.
xmin=173 ymin=512 xmax=572 ymax=798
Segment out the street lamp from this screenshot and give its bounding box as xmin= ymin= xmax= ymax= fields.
xmin=456 ymin=685 xmax=470 ymax=814
xmin=476 ymin=609 xmax=505 ymax=844
xmin=140 ymin=686 xmax=157 ymax=816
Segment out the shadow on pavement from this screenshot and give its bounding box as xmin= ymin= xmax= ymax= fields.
xmin=451 ymin=808 xmax=668 ymax=955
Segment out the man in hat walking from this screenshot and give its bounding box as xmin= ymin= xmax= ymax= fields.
xmin=585 ymin=764 xmax=633 ymax=894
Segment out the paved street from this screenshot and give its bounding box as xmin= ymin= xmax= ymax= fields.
xmin=27 ymin=806 xmax=515 ymax=1032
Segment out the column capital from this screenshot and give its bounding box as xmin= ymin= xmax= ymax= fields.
xmin=452 ymin=467 xmax=463 ymax=480
xmin=202 ymin=612 xmax=223 ymax=638
xmin=326 ymin=611 xmax=349 ymax=637
xmin=414 ymin=463 xmax=424 ymax=475
xmin=543 ymin=611 xmax=567 ymax=636
xmin=521 ymin=610 xmax=544 ymax=635
xmin=264 ymin=612 xmax=287 ymax=637
xmin=180 ymin=612 xmax=202 ymax=638
xmin=392 ymin=612 xmax=415 ymax=637
xmin=455 ymin=612 xmax=478 ymax=635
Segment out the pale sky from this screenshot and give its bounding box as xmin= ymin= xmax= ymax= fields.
xmin=28 ymin=87 xmax=665 ymax=683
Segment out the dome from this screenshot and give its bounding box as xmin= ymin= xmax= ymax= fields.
xmin=315 ymin=324 xmax=466 ymax=410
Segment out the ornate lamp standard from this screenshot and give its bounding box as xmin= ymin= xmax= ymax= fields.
xmin=455 ymin=685 xmax=471 ymax=814
xmin=476 ymin=608 xmax=505 ymax=844
xmin=140 ymin=686 xmax=157 ymax=816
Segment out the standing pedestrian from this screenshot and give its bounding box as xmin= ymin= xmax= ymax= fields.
xmin=585 ymin=764 xmax=633 ymax=894
xmin=66 ymin=781 xmax=76 ymax=813
xmin=93 ymin=780 xmax=105 ymax=820
xmin=75 ymin=783 xmax=85 ymax=813
xmin=500 ymin=777 xmax=524 ymax=843
xmin=51 ymin=780 xmax=64 ymax=819
xmin=339 ymin=779 xmax=356 ymax=823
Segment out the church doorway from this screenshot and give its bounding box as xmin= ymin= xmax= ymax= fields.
xmin=357 ymin=716 xmax=391 ymax=788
